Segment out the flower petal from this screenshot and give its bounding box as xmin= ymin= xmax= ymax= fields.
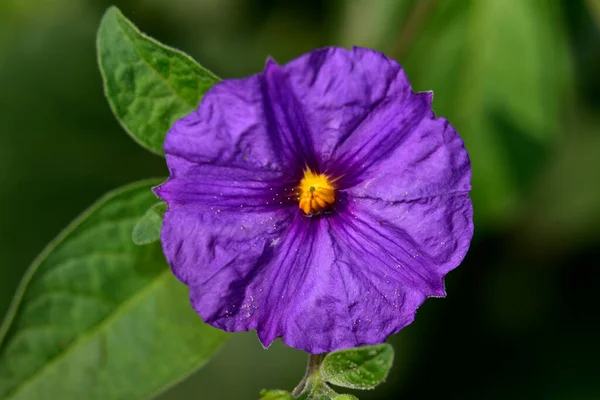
xmin=160 ymin=203 xmax=295 ymax=288
xmin=157 ymin=156 xmax=298 ymax=211
xmin=281 ymin=47 xmax=411 ymax=166
xmin=338 ymin=104 xmax=471 ymax=202
xmin=186 ymin=214 xmax=415 ymax=354
xmin=281 ymin=46 xmax=470 ymax=201
xmin=155 ymin=156 xmax=299 ymax=286
xmin=335 ymin=193 xmax=474 ymax=296
xmin=186 ymin=215 xmax=338 ymax=352
xmin=183 ymin=190 xmax=471 ymax=354
xmin=163 ymin=75 xmax=283 ymax=170
xmin=278 ymin=191 xmax=472 ymax=353
xmin=164 ymin=58 xmax=327 ymax=174
xmin=263 ymin=59 xmax=319 ymax=171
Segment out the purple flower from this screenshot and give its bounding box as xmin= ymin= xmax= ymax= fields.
xmin=155 ymin=47 xmax=473 ymax=354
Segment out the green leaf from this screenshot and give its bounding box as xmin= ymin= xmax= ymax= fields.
xmin=0 ymin=180 xmax=228 ymax=400
xmin=259 ymin=389 xmax=295 ymax=400
xmin=259 ymin=386 xmax=353 ymax=400
xmin=320 ymin=344 xmax=394 ymax=390
xmin=97 ymin=6 xmax=220 ymax=156
xmin=402 ymin=0 xmax=572 ymax=223
xmin=132 ymin=201 xmax=166 ymax=245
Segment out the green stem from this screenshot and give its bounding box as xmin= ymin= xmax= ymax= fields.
xmin=292 ymin=353 xmax=326 ymax=396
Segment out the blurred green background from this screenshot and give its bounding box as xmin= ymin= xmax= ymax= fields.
xmin=1 ymin=0 xmax=599 ymax=398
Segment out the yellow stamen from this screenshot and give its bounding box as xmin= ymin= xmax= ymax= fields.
xmin=298 ymin=169 xmax=335 ymax=214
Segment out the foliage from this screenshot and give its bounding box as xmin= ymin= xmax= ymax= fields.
xmin=262 ymin=345 xmax=393 ymax=399
xmin=0 ymin=8 xmax=229 ymax=399
xmin=97 ymin=7 xmax=220 ymax=156
xmin=0 ymin=181 xmax=228 ymax=400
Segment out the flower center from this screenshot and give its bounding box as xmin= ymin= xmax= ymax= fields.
xmin=298 ymin=169 xmax=335 ymax=215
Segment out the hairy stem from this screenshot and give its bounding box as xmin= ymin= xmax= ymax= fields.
xmin=292 ymin=353 xmax=326 ymax=396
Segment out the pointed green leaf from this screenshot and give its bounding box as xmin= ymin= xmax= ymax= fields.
xmin=320 ymin=344 xmax=394 ymax=390
xmin=132 ymin=201 xmax=166 ymax=245
xmin=0 ymin=180 xmax=228 ymax=400
xmin=259 ymin=389 xmax=295 ymax=400
xmin=97 ymin=6 xmax=220 ymax=156
xmin=333 ymin=395 xmax=358 ymax=400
